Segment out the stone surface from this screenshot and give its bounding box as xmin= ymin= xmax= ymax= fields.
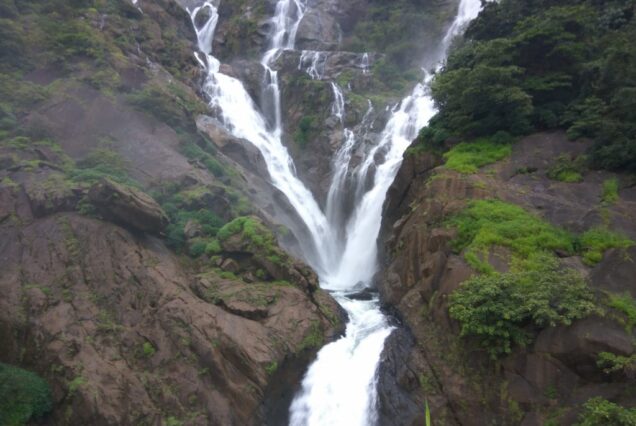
xmin=88 ymin=179 xmax=169 ymax=235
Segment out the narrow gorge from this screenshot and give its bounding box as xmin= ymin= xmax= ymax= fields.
xmin=1 ymin=0 xmax=635 ymax=425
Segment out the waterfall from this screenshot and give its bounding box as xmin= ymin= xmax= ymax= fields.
xmin=330 ymin=82 xmax=345 ymax=124
xmin=186 ymin=0 xmax=484 ymax=423
xmin=299 ymin=50 xmax=328 ymax=80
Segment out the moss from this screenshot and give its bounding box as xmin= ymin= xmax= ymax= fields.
xmin=299 ymin=321 xmax=323 ymax=351
xmin=443 ymin=138 xmax=512 ymax=174
xmin=0 ymin=363 xmax=52 ymax=426
xmin=265 ymin=361 xmax=278 ymax=376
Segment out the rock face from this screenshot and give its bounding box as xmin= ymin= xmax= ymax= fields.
xmin=0 ymin=147 xmax=343 ymax=425
xmin=88 ymin=179 xmax=169 ymax=234
xmin=378 ymin=132 xmax=636 ymax=424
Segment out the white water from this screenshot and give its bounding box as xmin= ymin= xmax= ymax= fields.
xmin=186 ymin=0 xmax=483 ymax=424
xmin=330 ymin=82 xmax=345 ymax=123
xmin=299 ymin=50 xmax=328 ymax=80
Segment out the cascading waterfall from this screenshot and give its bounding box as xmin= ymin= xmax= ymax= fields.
xmin=299 ymin=50 xmax=328 ymax=80
xmin=186 ymin=0 xmax=483 ymax=423
xmin=330 ymin=82 xmax=345 ymax=124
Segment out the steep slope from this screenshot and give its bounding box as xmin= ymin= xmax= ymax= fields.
xmin=0 ymin=1 xmax=344 ymax=424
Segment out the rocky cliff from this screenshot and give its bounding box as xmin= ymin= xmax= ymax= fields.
xmin=377 ymin=132 xmax=636 ymax=425
xmin=0 ymin=0 xmax=345 ymax=424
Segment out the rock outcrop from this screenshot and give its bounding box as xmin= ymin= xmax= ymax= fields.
xmin=88 ymin=179 xmax=169 ymax=234
xmin=378 ymin=132 xmax=636 ymax=425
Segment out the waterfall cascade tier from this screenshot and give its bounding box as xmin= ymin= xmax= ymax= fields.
xmin=186 ymin=0 xmax=484 ymax=423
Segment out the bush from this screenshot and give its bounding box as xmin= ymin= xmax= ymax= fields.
xmin=596 ymin=352 xmax=636 ymax=376
xmin=449 ymin=261 xmax=597 ymax=359
xmin=575 ymin=397 xmax=636 ymax=426
xmin=443 ymin=138 xmax=512 ymax=174
xmin=546 ymin=155 xmax=586 ymax=183
xmin=0 ymin=363 xmax=53 ymax=426
xmin=606 ymin=293 xmax=636 ymax=333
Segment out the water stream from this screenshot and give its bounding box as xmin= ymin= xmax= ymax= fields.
xmin=186 ymin=0 xmax=483 ymax=423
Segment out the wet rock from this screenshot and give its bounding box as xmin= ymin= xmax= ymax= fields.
xmin=183 ymin=219 xmax=202 ymax=239
xmin=87 ymin=179 xmax=169 ymax=234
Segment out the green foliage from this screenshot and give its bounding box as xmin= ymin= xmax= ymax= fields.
xmin=293 ymin=116 xmax=317 ymax=149
xmin=299 ymin=321 xmax=324 ymax=351
xmin=141 ymin=342 xmax=156 ymax=358
xmin=606 ymin=293 xmax=636 ymax=333
xmin=449 ymin=260 xmax=597 ymax=359
xmin=127 ymin=83 xmax=206 ymax=132
xmin=265 ymin=361 xmax=278 ymax=376
xmin=427 ymin=0 xmax=636 ymax=172
xmin=447 ymin=200 xmax=574 ymax=273
xmin=575 ymin=397 xmax=636 ymax=426
xmin=447 ymin=200 xmax=633 ymax=272
xmin=0 ymin=363 xmax=52 ymax=426
xmin=546 ymin=155 xmax=586 ymax=183
xmin=578 ymin=227 xmax=633 ymax=265
xmin=217 ymin=216 xmax=277 ymax=255
xmin=601 ymin=178 xmax=619 ymax=204
xmin=443 ymin=138 xmax=512 ymax=173
xmin=596 ymin=352 xmax=636 ymax=376
xmin=180 ymin=141 xmax=226 ymax=177
xmin=69 ymin=148 xmax=139 ymax=187
xmin=205 ymin=239 xmax=222 ymax=256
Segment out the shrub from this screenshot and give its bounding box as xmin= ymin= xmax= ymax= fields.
xmin=0 ymin=363 xmax=53 ymax=426
xmin=575 ymin=397 xmax=636 ymax=426
xmin=443 ymin=138 xmax=512 ymax=174
xmin=606 ymin=293 xmax=636 ymax=333
xmin=546 ymin=155 xmax=586 ymax=183
xmin=449 ymin=261 xmax=597 ymax=359
xmin=596 ymin=352 xmax=636 ymax=376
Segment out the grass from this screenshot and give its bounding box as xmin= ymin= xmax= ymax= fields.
xmin=447 ymin=200 xmax=574 ymax=273
xmin=447 ymin=200 xmax=634 ymax=272
xmin=547 ymin=155 xmax=586 ymax=183
xmin=578 ymin=227 xmax=633 ymax=266
xmin=601 ymin=178 xmax=619 ymax=204
xmin=443 ymin=138 xmax=512 ymax=174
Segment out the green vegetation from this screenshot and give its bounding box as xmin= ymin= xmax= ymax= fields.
xmin=602 ymin=178 xmax=619 ymax=204
xmin=446 ymin=200 xmax=575 ymax=273
xmin=141 ymin=342 xmax=156 ymax=359
xmin=0 ymin=363 xmax=52 ymax=426
xmin=443 ymin=138 xmax=512 ymax=174
xmin=596 ymin=352 xmax=636 ymax=376
xmin=126 ymin=83 xmax=206 ymax=133
xmin=293 ymin=116 xmax=317 ymax=149
xmin=218 ymin=216 xmax=277 ymax=254
xmin=546 ymin=155 xmax=586 ymax=183
xmin=606 ymin=293 xmax=636 ymax=333
xmin=447 ymin=200 xmax=633 ymax=273
xmin=449 ymin=260 xmax=597 ymax=359
xmin=299 ymin=321 xmax=324 ymax=351
xmin=69 ymin=147 xmax=139 ymax=188
xmin=579 ymin=227 xmax=633 ymax=265
xmin=575 ymin=397 xmax=636 ymax=425
xmin=417 ymin=0 xmax=636 ymax=172
xmin=265 ymin=361 xmax=278 ymax=376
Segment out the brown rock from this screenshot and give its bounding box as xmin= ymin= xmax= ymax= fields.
xmin=88 ymin=179 xmax=169 ymax=234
